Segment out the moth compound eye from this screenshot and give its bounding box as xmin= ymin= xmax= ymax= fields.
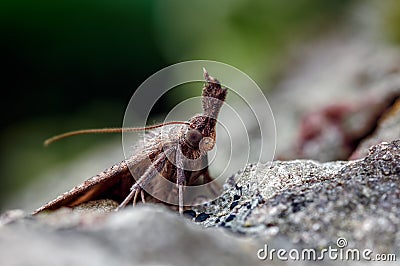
xmin=185 ymin=129 xmax=203 ymax=147
xmin=199 ymin=137 xmax=215 ymax=152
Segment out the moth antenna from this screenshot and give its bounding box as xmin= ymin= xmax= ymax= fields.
xmin=44 ymin=121 xmax=189 ymax=146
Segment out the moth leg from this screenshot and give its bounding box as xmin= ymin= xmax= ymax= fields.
xmin=176 ymin=147 xmax=186 ymax=215
xmin=140 ymin=189 xmax=146 ymax=203
xmin=176 ymin=167 xmax=186 ymax=215
xmin=132 ymin=188 xmax=146 ymax=206
xmin=132 ymin=188 xmax=140 ymax=206
xmin=116 ymin=152 xmax=167 ymax=211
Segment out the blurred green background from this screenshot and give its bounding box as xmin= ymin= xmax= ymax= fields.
xmin=1 ymin=0 xmax=400 ymax=210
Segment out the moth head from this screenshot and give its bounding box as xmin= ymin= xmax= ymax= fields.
xmin=184 ymin=126 xmax=215 ymax=153
xmin=180 ymin=69 xmax=225 ymax=153
xmin=185 ymin=129 xmax=202 ymax=147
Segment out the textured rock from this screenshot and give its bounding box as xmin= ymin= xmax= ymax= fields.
xmin=0 ymin=206 xmax=262 ymax=266
xmin=193 ymin=140 xmax=400 ymax=255
xmin=351 ymin=98 xmax=400 ymax=159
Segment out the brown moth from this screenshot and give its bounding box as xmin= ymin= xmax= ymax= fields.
xmin=34 ymin=69 xmax=227 ymax=215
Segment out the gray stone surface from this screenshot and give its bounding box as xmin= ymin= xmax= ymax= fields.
xmin=192 ymin=140 xmax=400 ymax=255
xmin=0 ymin=206 xmax=263 ymax=266
xmin=351 ymin=99 xmax=400 ymax=159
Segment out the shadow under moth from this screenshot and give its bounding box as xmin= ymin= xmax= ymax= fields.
xmin=34 ymin=69 xmax=227 ymax=215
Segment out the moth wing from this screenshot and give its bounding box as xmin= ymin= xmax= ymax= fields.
xmin=33 ymin=151 xmax=155 ymax=214
xmin=34 ymin=124 xmax=183 ymax=214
